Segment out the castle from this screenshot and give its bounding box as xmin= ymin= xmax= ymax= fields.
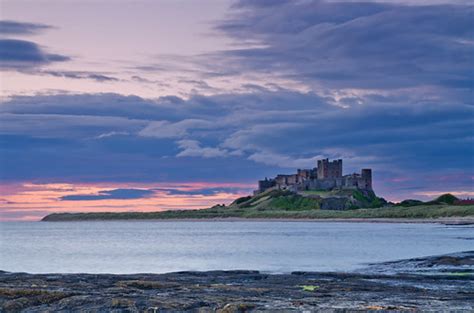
xmin=255 ymin=158 xmax=372 ymax=194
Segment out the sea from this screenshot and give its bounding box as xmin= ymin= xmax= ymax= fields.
xmin=1 ymin=221 xmax=473 ymax=274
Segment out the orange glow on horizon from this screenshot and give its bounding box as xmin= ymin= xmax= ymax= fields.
xmin=0 ymin=181 xmax=254 ymax=221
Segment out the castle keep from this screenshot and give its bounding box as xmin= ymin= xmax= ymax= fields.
xmin=256 ymin=158 xmax=372 ymax=194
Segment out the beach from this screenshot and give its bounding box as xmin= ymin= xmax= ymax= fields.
xmin=44 ymin=216 xmax=473 ymax=224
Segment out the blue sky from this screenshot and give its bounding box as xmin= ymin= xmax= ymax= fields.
xmin=0 ymin=0 xmax=473 ymax=220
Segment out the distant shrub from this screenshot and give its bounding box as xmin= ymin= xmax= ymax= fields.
xmin=351 ymin=190 xmax=385 ymax=208
xmin=233 ymin=196 xmax=252 ymax=205
xmin=398 ymin=199 xmax=425 ymax=207
xmin=435 ymin=193 xmax=459 ymax=205
xmin=352 ymin=190 xmax=367 ymax=203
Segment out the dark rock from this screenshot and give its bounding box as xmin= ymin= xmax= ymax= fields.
xmin=320 ymin=197 xmax=350 ymax=210
xmin=0 ymin=252 xmax=473 ymax=312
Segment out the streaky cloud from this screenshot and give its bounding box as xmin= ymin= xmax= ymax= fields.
xmin=40 ymin=70 xmax=119 ymax=82
xmin=0 ymin=39 xmax=69 ymax=69
xmin=155 ymin=187 xmax=248 ymax=196
xmin=60 ymin=188 xmax=154 ymax=201
xmin=214 ymin=0 xmax=474 ymax=91
xmin=0 ymin=20 xmax=53 ymax=35
xmin=0 ymin=91 xmax=472 ymax=203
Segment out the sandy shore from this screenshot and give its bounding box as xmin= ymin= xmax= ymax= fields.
xmin=59 ymin=216 xmax=474 ymax=224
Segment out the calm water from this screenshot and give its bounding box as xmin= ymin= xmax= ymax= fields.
xmin=1 ymin=221 xmax=473 ymax=274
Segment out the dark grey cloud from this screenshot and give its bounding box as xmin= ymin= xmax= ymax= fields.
xmin=213 ymin=0 xmax=474 ymax=91
xmin=0 ymin=91 xmax=472 ymax=202
xmin=40 ymin=70 xmax=119 ymax=82
xmin=178 ymin=79 xmax=218 ymax=92
xmin=0 ymin=20 xmax=70 ymax=71
xmin=231 ymin=0 xmax=291 ymax=9
xmin=0 ymin=20 xmax=53 ymax=35
xmin=0 ymin=39 xmax=69 ymax=69
xmin=0 ymin=2 xmax=473 ymax=200
xmin=0 ymin=93 xmax=179 ymax=121
xmin=60 ymin=188 xmax=154 ymax=201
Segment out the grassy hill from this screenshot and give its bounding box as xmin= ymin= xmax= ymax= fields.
xmin=42 ymin=190 xmax=474 ymax=221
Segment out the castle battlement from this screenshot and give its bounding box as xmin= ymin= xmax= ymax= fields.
xmin=256 ymin=158 xmax=372 ymax=194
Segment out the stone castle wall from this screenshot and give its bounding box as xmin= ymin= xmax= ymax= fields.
xmin=256 ymin=158 xmax=372 ymax=194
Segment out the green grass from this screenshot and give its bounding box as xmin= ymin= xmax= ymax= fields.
xmin=446 ymin=272 xmax=473 ymax=277
xmin=42 ymin=204 xmax=474 ymax=221
xmin=300 ymin=285 xmax=319 ymax=291
xmin=41 ymin=191 xmax=473 ymax=221
xmin=299 ymin=190 xmax=332 ymax=197
xmin=243 ymin=204 xmax=474 ymax=219
xmin=268 ymin=194 xmax=320 ymax=211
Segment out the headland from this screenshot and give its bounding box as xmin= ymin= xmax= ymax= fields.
xmin=41 ymin=158 xmax=474 ymax=222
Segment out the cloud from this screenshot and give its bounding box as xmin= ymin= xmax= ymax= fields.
xmin=155 ymin=186 xmax=248 ymax=196
xmin=139 ymin=121 xmax=190 ymax=139
xmin=0 ymin=20 xmax=73 ymax=74
xmin=0 ymin=3 xmax=472 ymax=204
xmin=0 ymin=182 xmax=255 ymax=221
xmin=231 ymin=0 xmax=291 ymax=9
xmin=177 ymin=79 xmax=218 ymax=92
xmin=0 ymin=20 xmax=53 ymax=35
xmin=213 ymin=0 xmax=474 ymax=92
xmin=330 ymin=0 xmax=473 ymax=4
xmin=95 ymin=131 xmax=130 ymax=139
xmin=1 ymin=91 xmax=472 ymax=191
xmin=0 ymin=93 xmax=178 ymax=121
xmin=0 ymin=92 xmax=471 ymax=203
xmin=60 ymin=188 xmax=154 ymax=201
xmin=0 ymin=39 xmax=69 ymax=69
xmin=248 ymin=151 xmax=323 ymax=168
xmin=0 ymin=113 xmax=147 ymax=139
xmin=139 ymin=119 xmax=219 ymax=139
xmin=176 ymin=139 xmax=231 ymax=158
xmin=39 ymin=70 xmax=119 ymax=82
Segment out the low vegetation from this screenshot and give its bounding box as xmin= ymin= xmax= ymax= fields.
xmin=42 ymin=204 xmax=474 ymax=221
xmin=42 ymin=191 xmax=474 ymax=221
xmin=0 ymin=288 xmax=71 ymax=312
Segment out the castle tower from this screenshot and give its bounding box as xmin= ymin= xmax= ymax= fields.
xmin=361 ymin=169 xmax=372 ymax=190
xmin=317 ymin=159 xmax=327 ymax=178
xmin=317 ymin=158 xmax=343 ymax=179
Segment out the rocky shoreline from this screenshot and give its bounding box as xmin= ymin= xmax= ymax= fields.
xmin=1 ymin=251 xmax=473 ymax=312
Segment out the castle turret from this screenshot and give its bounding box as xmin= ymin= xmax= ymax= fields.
xmin=361 ymin=169 xmax=372 ymax=190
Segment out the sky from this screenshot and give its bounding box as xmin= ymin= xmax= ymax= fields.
xmin=0 ymin=0 xmax=473 ymax=221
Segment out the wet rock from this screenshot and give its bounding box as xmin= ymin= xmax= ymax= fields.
xmin=217 ymin=302 xmax=256 ymax=313
xmin=367 ymin=251 xmax=474 ymax=275
xmin=0 ymin=252 xmax=473 ymax=312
